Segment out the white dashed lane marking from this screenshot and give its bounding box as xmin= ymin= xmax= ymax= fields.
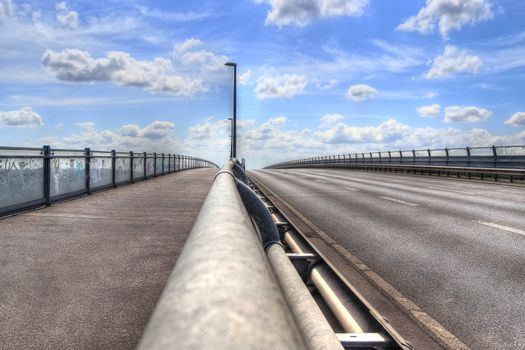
xmin=379 ymin=196 xmax=419 ymax=207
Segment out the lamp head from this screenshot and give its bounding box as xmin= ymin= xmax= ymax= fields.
xmin=224 ymin=62 xmax=237 ymax=67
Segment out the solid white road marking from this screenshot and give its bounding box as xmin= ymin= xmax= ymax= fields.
xmin=475 ymin=221 xmax=525 ymax=236
xmin=344 ymin=186 xmax=359 ymax=191
xmin=379 ymin=196 xmax=418 ymax=207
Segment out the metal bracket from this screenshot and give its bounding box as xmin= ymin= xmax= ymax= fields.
xmin=336 ymin=333 xmax=389 ymax=349
xmin=287 ymin=253 xmax=318 ymax=283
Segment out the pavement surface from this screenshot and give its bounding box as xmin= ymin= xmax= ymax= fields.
xmin=0 ymin=168 xmax=216 ymax=350
xmin=251 ymin=168 xmax=525 ymax=350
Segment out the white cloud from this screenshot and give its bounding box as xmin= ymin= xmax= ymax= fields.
xmin=56 ymin=2 xmax=78 ymax=29
xmin=239 ymin=69 xmax=252 ymax=85
xmin=416 ymin=104 xmax=441 ymax=118
xmin=397 ymin=0 xmax=494 ymax=38
xmin=505 ymin=112 xmax=525 ymax=127
xmin=255 ymin=0 xmax=369 ymax=27
xmin=137 ymin=5 xmax=209 ymax=22
xmin=425 ymin=45 xmax=482 ymax=79
xmin=346 ymin=84 xmax=377 ymax=102
xmin=173 ymin=38 xmax=229 ymax=71
xmin=42 ymin=49 xmax=206 ymax=96
xmin=255 ymin=74 xmax=308 ymax=99
xmin=0 ymin=107 xmax=43 ymax=127
xmin=320 ymin=113 xmax=345 ymax=128
xmin=0 ymin=0 xmax=14 ymax=22
xmin=60 ymin=121 xmax=177 ymax=151
xmin=315 ymin=79 xmax=337 ymax=90
xmin=444 ymin=105 xmax=491 ymax=123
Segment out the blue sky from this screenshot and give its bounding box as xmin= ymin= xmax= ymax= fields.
xmin=1 ymin=0 xmax=524 ymax=168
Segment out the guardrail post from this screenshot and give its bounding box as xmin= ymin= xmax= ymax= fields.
xmin=427 ymin=149 xmax=431 ymax=166
xmin=388 ymin=151 xmax=391 ymax=164
xmin=143 ymin=152 xmax=147 ymax=179
xmin=492 ymin=145 xmax=498 ymax=180
xmin=111 ymin=150 xmax=116 ymax=187
xmin=466 ymin=146 xmax=471 ymax=169
xmin=161 ymin=153 xmax=165 ymax=175
xmin=85 ymin=147 xmax=91 ymax=195
xmin=153 ymin=152 xmax=157 ymax=177
xmin=130 ymin=151 xmax=134 ymax=183
xmin=167 ymin=153 xmax=171 ymax=174
xmin=43 ymin=145 xmax=51 ymax=205
xmin=445 ymin=147 xmax=449 ymax=167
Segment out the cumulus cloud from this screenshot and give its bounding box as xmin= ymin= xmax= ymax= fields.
xmin=505 ymin=112 xmax=525 ymax=127
xmin=173 ymin=38 xmax=229 ymax=71
xmin=239 ymin=69 xmax=252 ymax=85
xmin=61 ymin=120 xmax=177 ymax=151
xmin=320 ymin=114 xmax=345 ymax=128
xmin=255 ymin=0 xmax=369 ymax=27
xmin=56 ymin=2 xmax=78 ymax=29
xmin=444 ymin=105 xmax=491 ymax=123
xmin=346 ymin=84 xmax=377 ymax=102
xmin=397 ymin=0 xmax=494 ymax=38
xmin=42 ymin=49 xmax=206 ymax=96
xmin=416 ymin=104 xmax=441 ymax=118
xmin=425 ymin=45 xmax=482 ymax=79
xmin=255 ymin=74 xmax=308 ymax=99
xmin=0 ymin=107 xmax=43 ymax=127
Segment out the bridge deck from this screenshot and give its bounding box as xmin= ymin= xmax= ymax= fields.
xmin=0 ymin=168 xmax=217 ymax=350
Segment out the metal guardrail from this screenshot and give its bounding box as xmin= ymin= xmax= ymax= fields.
xmin=0 ymin=145 xmax=218 ymax=217
xmin=265 ymin=145 xmax=525 ymax=182
xmin=139 ymin=160 xmax=412 ymax=349
xmin=138 ymin=160 xmax=308 ymax=350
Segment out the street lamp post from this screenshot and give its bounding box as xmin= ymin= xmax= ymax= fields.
xmin=228 ymin=117 xmax=233 ymax=159
xmin=225 ymin=62 xmax=237 ymax=159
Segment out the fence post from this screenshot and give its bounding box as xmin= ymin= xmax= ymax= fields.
xmin=492 ymin=145 xmax=497 ymax=168
xmin=466 ymin=146 xmax=471 ymax=167
xmin=153 ymin=152 xmax=157 ymax=177
xmin=427 ymin=149 xmax=431 ymax=165
xmin=85 ymin=147 xmax=91 ymax=195
xmin=167 ymin=153 xmax=171 ymax=173
xmin=130 ymin=151 xmax=134 ymax=183
xmin=445 ymin=148 xmax=449 ymax=166
xmin=144 ymin=152 xmax=147 ymax=179
xmin=111 ymin=150 xmax=116 ymax=187
xmin=43 ymin=145 xmax=51 ymax=205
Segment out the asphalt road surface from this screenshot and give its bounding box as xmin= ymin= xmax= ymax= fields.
xmin=251 ymin=168 xmax=525 ymax=350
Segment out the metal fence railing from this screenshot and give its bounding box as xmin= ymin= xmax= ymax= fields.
xmin=0 ymin=145 xmax=218 ymax=217
xmin=265 ymin=145 xmax=525 ymax=182
xmin=266 ymin=145 xmax=525 ymax=169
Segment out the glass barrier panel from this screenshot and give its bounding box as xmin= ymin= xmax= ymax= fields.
xmin=133 ymin=157 xmax=145 ymax=179
xmin=379 ymin=152 xmax=389 ymax=158
xmin=50 ymin=157 xmax=86 ymax=197
xmin=156 ymin=157 xmax=163 ymax=173
xmin=371 ymin=152 xmax=380 ymax=158
xmin=415 ymin=150 xmax=428 ymax=157
xmin=90 ymin=157 xmax=112 ymax=188
xmin=146 ymin=158 xmax=154 ymax=176
xmin=0 ymin=157 xmax=44 ymax=209
xmin=496 ymin=146 xmax=525 ymax=156
xmin=448 ymin=148 xmax=468 ymax=156
xmin=469 ymin=147 xmax=493 ymax=156
xmin=401 ymin=151 xmax=414 ymax=157
xmin=115 ymin=157 xmax=131 ymax=183
xmin=430 ymin=149 xmax=446 ymax=157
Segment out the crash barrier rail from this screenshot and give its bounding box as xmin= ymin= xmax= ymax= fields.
xmin=266 ymin=145 xmax=525 ymax=182
xmin=139 ymin=160 xmax=411 ymax=350
xmin=0 ymin=145 xmax=218 ymax=217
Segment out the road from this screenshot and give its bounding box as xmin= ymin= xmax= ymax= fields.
xmin=250 ymin=168 xmax=525 ymax=350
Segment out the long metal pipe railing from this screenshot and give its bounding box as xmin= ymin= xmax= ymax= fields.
xmin=138 ymin=160 xmax=306 ymax=350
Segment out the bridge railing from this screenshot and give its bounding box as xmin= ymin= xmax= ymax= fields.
xmin=267 ymin=145 xmax=525 ymax=169
xmin=265 ymin=145 xmax=525 ymax=182
xmin=0 ymin=145 xmax=218 ymax=217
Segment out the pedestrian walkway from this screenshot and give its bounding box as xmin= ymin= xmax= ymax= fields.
xmin=0 ymin=168 xmax=217 ymax=350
